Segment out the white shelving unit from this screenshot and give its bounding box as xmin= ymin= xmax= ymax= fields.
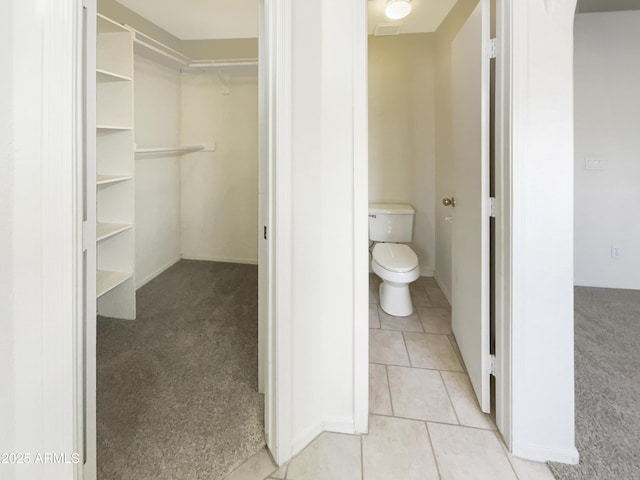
xmin=96 ymin=14 xmax=136 ymax=319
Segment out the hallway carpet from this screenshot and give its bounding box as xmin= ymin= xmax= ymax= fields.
xmin=549 ymin=287 xmax=640 ymax=480
xmin=97 ymin=260 xmax=264 ymax=480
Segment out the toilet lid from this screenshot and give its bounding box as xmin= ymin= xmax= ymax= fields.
xmin=372 ymin=243 xmax=418 ymax=273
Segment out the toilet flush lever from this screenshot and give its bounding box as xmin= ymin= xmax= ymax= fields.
xmin=442 ymin=197 xmax=456 ymax=207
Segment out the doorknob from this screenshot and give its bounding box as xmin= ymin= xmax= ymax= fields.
xmin=442 ymin=197 xmax=456 ymax=207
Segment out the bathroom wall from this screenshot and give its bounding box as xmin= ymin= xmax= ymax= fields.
xmin=574 ymin=11 xmax=640 ymax=290
xmin=180 ymin=73 xmax=259 ymax=264
xmin=134 ymin=55 xmax=183 ymax=287
xmin=368 ymin=33 xmax=436 ymax=276
xmin=433 ymin=0 xmax=480 ymax=300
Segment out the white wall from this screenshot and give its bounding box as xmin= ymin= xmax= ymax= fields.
xmin=368 ymin=34 xmax=436 ymax=275
xmin=282 ymin=0 xmax=367 ymax=455
xmin=574 ymin=11 xmax=640 ymax=290
xmin=507 ymin=0 xmax=578 ymax=463
xmin=180 ymin=73 xmax=259 ymax=264
xmin=0 ymin=0 xmax=14 ymax=470
xmin=134 ymin=56 xmax=183 ymax=287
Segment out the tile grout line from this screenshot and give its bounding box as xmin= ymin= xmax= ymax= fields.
xmin=438 ymin=370 xmax=461 ymax=425
xmin=360 ymin=433 xmax=365 ymax=480
xmin=400 ymin=331 xmax=414 ymax=367
xmin=424 ymin=421 xmax=443 ymax=480
xmin=496 ymin=430 xmax=524 ymax=480
xmin=384 ymin=364 xmax=396 ymax=417
xmin=368 ymin=360 xmax=464 ymax=374
xmin=369 ymin=413 xmax=497 ymax=432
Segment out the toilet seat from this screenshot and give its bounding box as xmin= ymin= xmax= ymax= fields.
xmin=372 ymin=243 xmax=418 ymax=273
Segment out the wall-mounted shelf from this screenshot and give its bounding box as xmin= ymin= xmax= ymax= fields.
xmin=97 ymin=222 xmax=133 ymax=242
xmin=130 ymin=28 xmax=190 ymax=69
xmin=96 ymin=14 xmax=136 ymax=320
xmin=97 ymin=174 xmax=132 ymax=186
xmin=97 ymin=69 xmax=133 ymax=82
xmin=135 ymin=145 xmax=206 ymax=155
xmin=97 ymin=270 xmax=134 ymax=298
xmin=97 ymin=125 xmax=133 ymax=131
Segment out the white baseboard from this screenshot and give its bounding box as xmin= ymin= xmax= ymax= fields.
xmin=135 ymin=256 xmax=181 ymax=290
xmin=419 ymin=268 xmax=435 ymax=277
xmin=513 ymin=444 xmax=580 ymax=465
xmin=433 ymin=272 xmax=452 ymax=304
xmin=181 ymin=254 xmax=258 ymax=265
xmin=291 ymin=423 xmax=324 ymax=458
xmin=291 ymin=417 xmax=357 ymax=458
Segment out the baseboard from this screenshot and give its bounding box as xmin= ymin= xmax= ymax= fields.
xmin=433 ymin=272 xmax=452 ymax=304
xmin=136 ymin=256 xmax=181 ymax=290
xmin=291 ymin=423 xmax=324 ymax=458
xmin=291 ymin=417 xmax=357 ymax=458
xmin=514 ymin=444 xmax=580 ymax=465
xmin=574 ymin=279 xmax=640 ymax=291
xmin=181 ymin=254 xmax=258 ymax=265
xmin=419 ymin=268 xmax=435 ymax=277
xmin=323 ymin=417 xmax=357 ymax=435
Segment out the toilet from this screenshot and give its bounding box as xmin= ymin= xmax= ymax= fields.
xmin=369 ymin=204 xmax=420 ymax=317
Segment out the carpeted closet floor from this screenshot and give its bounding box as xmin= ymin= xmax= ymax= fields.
xmin=97 ymin=260 xmax=264 ymax=480
xmin=549 ymin=287 xmax=640 ymax=480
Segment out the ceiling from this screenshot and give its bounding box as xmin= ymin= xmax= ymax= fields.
xmin=116 ymin=0 xmax=640 ymax=41
xmin=117 ymin=0 xmax=259 ymax=40
xmin=117 ymin=0 xmax=457 ymax=41
xmin=368 ymin=0 xmax=458 ymax=35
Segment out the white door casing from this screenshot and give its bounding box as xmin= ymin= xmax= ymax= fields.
xmin=450 ymin=0 xmax=491 ymax=412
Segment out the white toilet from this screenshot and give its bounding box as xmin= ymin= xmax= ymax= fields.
xmin=369 ymin=204 xmax=420 ymax=317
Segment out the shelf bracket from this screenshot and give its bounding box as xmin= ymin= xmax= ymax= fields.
xmin=216 ymin=68 xmax=231 ymax=96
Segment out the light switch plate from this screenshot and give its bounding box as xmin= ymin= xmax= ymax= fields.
xmin=585 ymin=156 xmax=605 ymax=170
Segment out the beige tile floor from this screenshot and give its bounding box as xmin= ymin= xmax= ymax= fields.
xmin=225 ymin=276 xmax=555 ymax=480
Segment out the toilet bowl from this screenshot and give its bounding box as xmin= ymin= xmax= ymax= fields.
xmin=372 ymin=242 xmax=420 ymax=317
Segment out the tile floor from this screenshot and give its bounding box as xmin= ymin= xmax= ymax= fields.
xmin=225 ymin=276 xmax=556 ymax=480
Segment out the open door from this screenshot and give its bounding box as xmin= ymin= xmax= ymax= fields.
xmin=447 ymin=0 xmax=491 ymax=412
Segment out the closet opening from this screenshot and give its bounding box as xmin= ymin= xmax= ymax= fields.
xmin=89 ymin=1 xmax=266 ymax=478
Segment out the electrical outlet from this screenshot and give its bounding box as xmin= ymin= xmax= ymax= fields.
xmin=611 ymin=245 xmax=621 ymax=258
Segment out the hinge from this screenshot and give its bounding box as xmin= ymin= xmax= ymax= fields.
xmin=489 ymin=38 xmax=497 ymax=59
xmin=489 ymin=197 xmax=496 ymax=218
xmin=263 ymin=226 xmax=267 ymax=240
xmin=82 ymin=221 xmax=91 ymax=252
xmin=490 ymin=354 xmax=496 ymax=376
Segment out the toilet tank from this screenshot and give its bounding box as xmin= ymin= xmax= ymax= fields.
xmin=368 ymin=204 xmax=415 ymax=243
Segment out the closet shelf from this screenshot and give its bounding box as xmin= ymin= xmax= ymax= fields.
xmin=131 ymin=29 xmax=190 ymax=69
xmin=97 ymin=125 xmax=133 ymax=131
xmin=97 ymin=222 xmax=132 ymax=242
xmin=97 ymin=270 xmax=134 ymax=298
xmin=97 ymin=68 xmax=133 ymax=82
xmin=135 ymin=145 xmax=205 ymax=155
xmin=97 ymin=174 xmax=132 ymax=186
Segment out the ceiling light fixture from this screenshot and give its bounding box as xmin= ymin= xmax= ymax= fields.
xmin=384 ymin=0 xmax=412 ymax=20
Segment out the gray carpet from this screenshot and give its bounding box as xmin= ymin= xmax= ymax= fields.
xmin=549 ymin=287 xmax=640 ymax=480
xmin=97 ymin=260 xmax=264 ymax=480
